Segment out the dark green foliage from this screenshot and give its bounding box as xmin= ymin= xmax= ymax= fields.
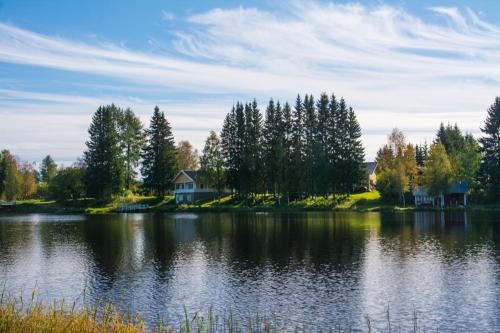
xmin=415 ymin=143 xmax=428 ymax=167
xmin=343 ymin=107 xmax=366 ymax=193
xmin=40 ymin=155 xmax=57 ymax=183
xmin=479 ymin=97 xmax=500 ymax=202
xmin=219 ymin=92 xmax=366 ymax=202
xmin=49 ymin=167 xmax=85 ymax=202
xmin=289 ymin=95 xmax=306 ymax=198
xmin=118 ymin=108 xmax=144 ymax=190
xmin=141 ymin=106 xmax=177 ymax=198
xmin=303 ymin=94 xmax=317 ymax=195
xmin=84 ymin=105 xmax=125 ymax=200
xmin=220 ymin=107 xmax=238 ymax=193
xmin=436 ymin=123 xmax=465 ymax=156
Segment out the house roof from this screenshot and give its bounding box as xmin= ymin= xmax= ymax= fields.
xmin=450 ymin=181 xmax=468 ymax=194
xmin=173 ymin=170 xmax=198 ymax=182
xmin=412 ymin=181 xmax=469 ymax=196
xmin=365 ymin=162 xmax=377 ymax=174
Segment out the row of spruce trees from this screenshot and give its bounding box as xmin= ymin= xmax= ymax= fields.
xmin=217 ymin=93 xmax=365 ymax=201
xmin=82 ymin=93 xmax=366 ymax=201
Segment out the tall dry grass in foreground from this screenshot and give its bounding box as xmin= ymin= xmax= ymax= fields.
xmin=0 ymin=290 xmax=148 ymax=333
xmin=0 ymin=290 xmax=427 ymax=332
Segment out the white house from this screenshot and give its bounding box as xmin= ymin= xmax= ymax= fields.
xmin=173 ymin=170 xmax=221 ymax=204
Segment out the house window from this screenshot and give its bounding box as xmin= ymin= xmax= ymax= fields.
xmin=186 ymin=182 xmax=194 ymax=189
xmin=200 ymin=183 xmax=204 ymax=189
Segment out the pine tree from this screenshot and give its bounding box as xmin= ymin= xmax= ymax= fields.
xmin=327 ymin=93 xmax=340 ymax=194
xmin=290 ymin=95 xmax=305 ymax=198
xmin=84 ymin=105 xmax=125 ymax=200
xmin=118 ymin=108 xmax=144 ymax=190
xmin=249 ymin=100 xmax=264 ymax=195
xmin=40 ymin=155 xmax=57 ymax=184
xmin=282 ymin=102 xmax=293 ymax=202
xmin=316 ymin=93 xmax=330 ymax=196
xmin=303 ymin=94 xmax=317 ymax=195
xmin=221 ymin=107 xmax=238 ymax=192
xmin=343 ymin=106 xmax=366 ymax=193
xmin=479 ymin=97 xmax=500 ymax=202
xmin=336 ymin=98 xmax=350 ymax=192
xmin=263 ymin=99 xmax=279 ymax=196
xmin=141 ymin=106 xmax=177 ymax=198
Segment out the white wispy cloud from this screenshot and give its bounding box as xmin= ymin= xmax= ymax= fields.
xmin=0 ymin=2 xmax=499 ymax=162
xmin=161 ymin=10 xmax=175 ymax=21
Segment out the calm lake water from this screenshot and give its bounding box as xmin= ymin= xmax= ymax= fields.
xmin=1 ymin=211 xmax=499 ymax=331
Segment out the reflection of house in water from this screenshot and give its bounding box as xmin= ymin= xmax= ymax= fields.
xmin=172 ymin=213 xmax=200 ymax=242
xmin=414 ymin=211 xmax=468 ymax=231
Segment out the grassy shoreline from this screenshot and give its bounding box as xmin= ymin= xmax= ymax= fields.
xmin=1 ymin=192 xmax=498 ymax=215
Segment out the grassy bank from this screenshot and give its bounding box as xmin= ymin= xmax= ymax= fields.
xmin=1 ymin=192 xmax=498 ymax=215
xmin=0 ymin=292 xmax=425 ymax=333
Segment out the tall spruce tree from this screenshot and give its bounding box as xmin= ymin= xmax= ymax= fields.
xmin=84 ymin=104 xmax=125 ymax=200
xmin=303 ymin=94 xmax=317 ymax=195
xmin=220 ymin=107 xmax=238 ymax=192
xmin=336 ymin=98 xmax=350 ymax=192
xmin=327 ymin=93 xmax=340 ymax=194
xmin=263 ymin=99 xmax=280 ymax=196
xmin=479 ymin=97 xmax=500 ymax=202
xmin=290 ymin=95 xmax=306 ymax=198
xmin=343 ymin=106 xmax=366 ymax=193
xmin=249 ymin=100 xmax=264 ymax=195
xmin=141 ymin=106 xmax=177 ymax=198
xmin=282 ymin=102 xmax=293 ymax=202
xmin=316 ymin=93 xmax=330 ymax=196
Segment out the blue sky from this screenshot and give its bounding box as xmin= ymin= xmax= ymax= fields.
xmin=1 ymin=0 xmax=500 ymax=164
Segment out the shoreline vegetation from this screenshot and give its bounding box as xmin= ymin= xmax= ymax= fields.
xmin=1 ymin=192 xmax=499 ymax=215
xmin=0 ymin=291 xmax=424 ymax=333
xmin=1 ymin=95 xmax=499 ymax=211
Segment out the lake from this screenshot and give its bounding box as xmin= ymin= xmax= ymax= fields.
xmin=0 ymin=211 xmax=499 ymax=331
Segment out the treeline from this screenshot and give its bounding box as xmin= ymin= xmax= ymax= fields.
xmin=376 ymin=97 xmax=500 ymax=204
xmin=0 ymin=92 xmax=366 ymax=203
xmin=201 ymin=93 xmax=366 ymax=201
xmin=0 ymin=105 xmax=198 ymax=202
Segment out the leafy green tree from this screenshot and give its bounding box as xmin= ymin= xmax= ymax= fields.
xmin=118 ymin=108 xmax=144 ymax=190
xmin=0 ymin=150 xmax=21 ymax=200
xmin=176 ymin=140 xmax=199 ymax=171
xmin=375 ymin=129 xmax=412 ymax=205
xmin=49 ymin=167 xmax=85 ymax=202
xmin=141 ymin=106 xmax=177 ymax=198
xmin=423 ymin=142 xmax=453 ymax=205
xmin=84 ymin=104 xmax=125 ymax=200
xmin=454 ymin=134 xmax=481 ymax=187
xmin=40 ymin=155 xmax=57 ymax=183
xmin=19 ymin=162 xmax=37 ymax=199
xmin=199 ymin=131 xmax=225 ymax=199
xmin=479 ymin=97 xmax=500 ymax=202
xmin=403 ymin=144 xmax=419 ymax=190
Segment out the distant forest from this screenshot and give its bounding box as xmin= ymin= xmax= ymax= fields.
xmin=0 ymin=94 xmax=499 ymax=205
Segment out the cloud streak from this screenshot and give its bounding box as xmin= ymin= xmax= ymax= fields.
xmin=0 ymin=2 xmax=499 ymax=162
